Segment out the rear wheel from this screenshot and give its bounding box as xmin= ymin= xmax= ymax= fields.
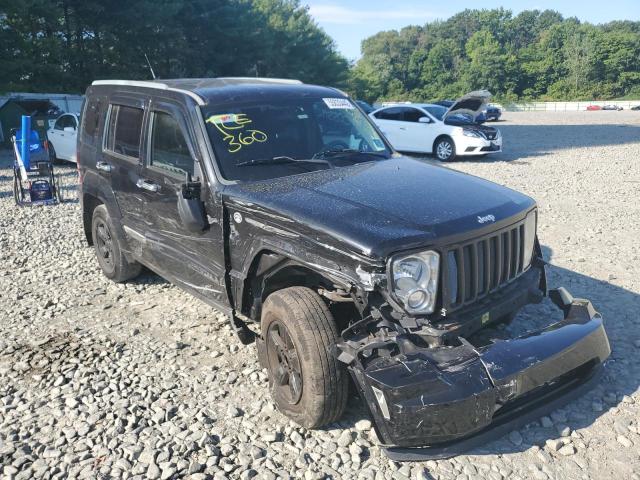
xmin=261 ymin=287 xmax=348 ymax=428
xmin=91 ymin=205 xmax=141 ymax=282
xmin=435 ymin=137 xmax=456 ymax=161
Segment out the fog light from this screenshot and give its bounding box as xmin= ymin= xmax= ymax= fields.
xmin=371 ymin=386 xmax=390 ymax=420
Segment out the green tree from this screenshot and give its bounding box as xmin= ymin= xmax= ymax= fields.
xmin=348 ymin=8 xmax=640 ymax=102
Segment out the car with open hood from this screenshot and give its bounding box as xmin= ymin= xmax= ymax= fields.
xmin=77 ymin=78 xmax=610 ymax=459
xmin=370 ymin=91 xmax=502 ymax=161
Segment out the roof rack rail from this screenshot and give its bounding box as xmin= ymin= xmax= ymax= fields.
xmin=91 ymin=80 xmax=205 ymax=105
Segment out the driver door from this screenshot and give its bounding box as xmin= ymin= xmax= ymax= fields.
xmin=398 ymin=107 xmax=438 ymax=153
xmin=138 ymin=100 xmax=227 ymax=307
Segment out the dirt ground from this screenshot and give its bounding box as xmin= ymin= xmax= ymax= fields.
xmin=1 ymin=110 xmax=639 ymax=480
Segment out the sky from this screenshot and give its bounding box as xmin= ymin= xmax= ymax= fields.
xmin=304 ymin=0 xmax=640 ymax=60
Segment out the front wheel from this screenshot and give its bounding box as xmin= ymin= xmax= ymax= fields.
xmin=260 ymin=287 xmax=348 ymax=428
xmin=434 ymin=137 xmax=456 ymax=161
xmin=91 ymin=205 xmax=142 ymax=282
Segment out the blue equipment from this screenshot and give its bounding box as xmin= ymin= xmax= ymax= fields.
xmin=11 ymin=115 xmax=62 ymax=206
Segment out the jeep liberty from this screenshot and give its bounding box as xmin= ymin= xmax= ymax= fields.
xmin=78 ymin=78 xmax=610 ymax=459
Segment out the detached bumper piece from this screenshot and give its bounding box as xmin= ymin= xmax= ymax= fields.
xmin=338 ymin=288 xmax=610 ymax=460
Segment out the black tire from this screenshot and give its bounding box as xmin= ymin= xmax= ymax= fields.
xmin=91 ymin=205 xmax=142 ymax=282
xmin=261 ymin=287 xmax=348 ymax=428
xmin=48 ymin=143 xmax=60 ymax=164
xmin=434 ymin=136 xmax=456 ymax=161
xmin=13 ymin=170 xmax=22 ymax=206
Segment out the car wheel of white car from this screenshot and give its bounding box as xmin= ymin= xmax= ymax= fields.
xmin=435 ymin=137 xmax=456 ymax=161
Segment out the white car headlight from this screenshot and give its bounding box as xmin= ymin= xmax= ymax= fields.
xmin=523 ymin=210 xmax=537 ymax=268
xmin=391 ymin=251 xmax=439 ymax=314
xmin=462 ymin=129 xmax=483 ymax=138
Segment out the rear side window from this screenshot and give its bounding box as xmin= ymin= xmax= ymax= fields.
xmin=105 ymin=105 xmax=144 ymax=159
xmin=81 ymin=98 xmax=103 ymax=145
xmin=149 ymin=112 xmax=194 ymax=176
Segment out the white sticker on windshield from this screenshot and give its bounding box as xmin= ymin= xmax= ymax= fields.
xmin=372 ymin=138 xmax=386 ymax=151
xmin=323 ymin=98 xmax=355 ymax=110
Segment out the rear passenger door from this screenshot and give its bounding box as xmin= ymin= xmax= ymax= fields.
xmin=138 ymin=100 xmax=227 ymax=307
xmin=101 ymin=98 xmax=148 ymax=247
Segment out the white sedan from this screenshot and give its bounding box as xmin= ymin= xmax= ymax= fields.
xmin=370 ymin=91 xmax=502 ymax=161
xmin=47 ymin=113 xmax=80 ymax=163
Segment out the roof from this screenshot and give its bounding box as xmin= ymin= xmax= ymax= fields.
xmin=91 ymin=78 xmax=346 ymax=106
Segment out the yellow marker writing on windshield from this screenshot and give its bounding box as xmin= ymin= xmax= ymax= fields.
xmin=206 ymin=113 xmax=267 ymax=153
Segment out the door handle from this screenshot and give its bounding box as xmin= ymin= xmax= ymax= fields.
xmin=399 ymin=127 xmax=407 ymax=130
xmin=96 ymin=161 xmax=112 ymax=173
xmin=136 ymin=179 xmax=160 ymax=192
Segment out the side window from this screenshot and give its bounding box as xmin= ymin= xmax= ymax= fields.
xmin=54 ymin=117 xmax=65 ymax=130
xmin=374 ymin=107 xmax=403 ymax=121
xmin=402 ymin=108 xmax=425 ymax=123
xmin=149 ymin=112 xmax=194 ymax=176
xmin=63 ymin=116 xmax=75 ymax=130
xmin=105 ymin=104 xmax=144 ymax=159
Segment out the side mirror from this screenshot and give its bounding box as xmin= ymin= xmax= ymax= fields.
xmin=418 ymin=117 xmax=431 ymax=124
xmin=177 ymin=173 xmax=208 ymax=232
xmin=63 ymin=126 xmax=75 ymax=133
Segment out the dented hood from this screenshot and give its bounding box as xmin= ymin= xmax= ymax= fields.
xmin=445 ymin=90 xmax=492 ymax=120
xmin=223 ymin=157 xmax=535 ymax=258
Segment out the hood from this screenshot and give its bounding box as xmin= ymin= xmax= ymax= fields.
xmin=223 ymin=158 xmax=535 ymax=259
xmin=444 ymin=90 xmax=491 ymax=121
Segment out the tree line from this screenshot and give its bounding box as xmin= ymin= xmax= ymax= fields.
xmin=349 ymin=9 xmax=640 ymax=103
xmin=1 ymin=3 xmax=639 ymax=103
xmin=0 ymin=0 xmax=347 ymax=93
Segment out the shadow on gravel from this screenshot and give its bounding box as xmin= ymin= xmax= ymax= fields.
xmin=331 ymin=244 xmax=639 ymax=457
xmin=478 ymin=123 xmax=640 ymax=163
xmin=406 ymin=123 xmax=640 ymax=164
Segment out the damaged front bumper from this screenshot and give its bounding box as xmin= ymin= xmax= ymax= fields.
xmin=338 ymin=288 xmax=610 ymax=460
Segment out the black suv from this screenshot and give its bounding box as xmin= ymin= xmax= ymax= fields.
xmin=78 ymin=78 xmax=610 ymax=459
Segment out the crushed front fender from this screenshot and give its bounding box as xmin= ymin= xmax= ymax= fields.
xmin=338 ymin=288 xmax=611 ymax=460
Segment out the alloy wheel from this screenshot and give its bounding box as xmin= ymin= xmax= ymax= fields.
xmin=95 ymin=220 xmax=115 ymax=269
xmin=437 ymin=140 xmax=453 ymax=160
xmin=266 ymin=321 xmax=303 ymax=405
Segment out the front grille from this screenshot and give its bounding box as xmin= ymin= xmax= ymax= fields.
xmin=484 ymin=131 xmax=497 ymax=140
xmin=442 ymin=219 xmax=528 ymax=311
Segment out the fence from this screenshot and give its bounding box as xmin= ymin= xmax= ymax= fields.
xmin=503 ymin=100 xmax=640 ymax=112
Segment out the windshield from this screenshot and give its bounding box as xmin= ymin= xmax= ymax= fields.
xmin=202 ymin=97 xmax=392 ymax=182
xmin=424 ymin=105 xmax=447 ymax=121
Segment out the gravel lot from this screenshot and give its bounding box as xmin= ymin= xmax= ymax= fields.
xmin=1 ymin=111 xmax=639 ymax=480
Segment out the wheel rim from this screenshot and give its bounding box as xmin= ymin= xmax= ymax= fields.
xmin=437 ymin=141 xmax=453 ymax=160
xmin=95 ymin=220 xmax=115 ymax=270
xmin=266 ymin=321 xmax=303 ymax=405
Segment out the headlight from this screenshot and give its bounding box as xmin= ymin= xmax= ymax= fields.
xmin=391 ymin=251 xmax=439 ymax=314
xmin=462 ymin=129 xmax=482 ymax=138
xmin=523 ymin=210 xmax=537 ymax=268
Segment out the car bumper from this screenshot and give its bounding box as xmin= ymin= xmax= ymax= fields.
xmin=456 ymin=135 xmax=502 ymax=155
xmin=342 ymin=289 xmax=610 ymax=460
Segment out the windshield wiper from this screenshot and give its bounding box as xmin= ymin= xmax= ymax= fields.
xmin=312 ymin=148 xmax=389 ymax=160
xmin=236 ymin=156 xmax=332 ymax=168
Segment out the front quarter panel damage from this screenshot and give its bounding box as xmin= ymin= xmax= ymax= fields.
xmin=223 ymin=197 xmax=385 ymax=321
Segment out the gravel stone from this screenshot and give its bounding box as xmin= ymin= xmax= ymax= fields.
xmin=1 ymin=112 xmax=639 ymax=480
